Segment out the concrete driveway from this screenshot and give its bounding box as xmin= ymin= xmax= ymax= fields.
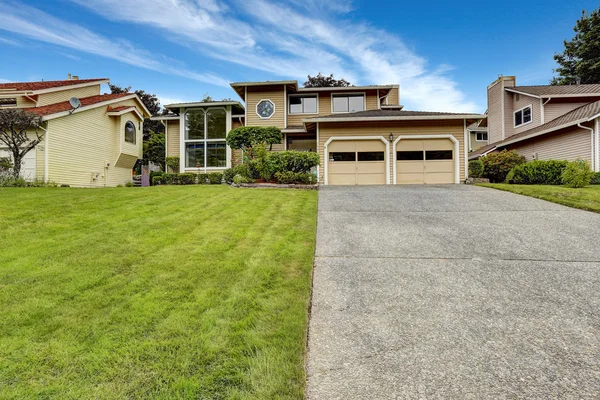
xmin=307 ymin=185 xmax=600 ymax=399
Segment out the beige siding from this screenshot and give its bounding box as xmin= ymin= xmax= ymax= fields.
xmin=45 ymin=99 xmax=142 ymax=187
xmin=512 ymin=93 xmax=541 ymax=136
xmin=470 ymin=132 xmax=488 ymax=151
xmin=387 ymin=87 xmax=400 ymax=105
xmin=246 ymin=87 xmax=285 ymax=128
xmin=544 ymin=101 xmax=589 ymax=123
xmin=508 ymin=126 xmax=592 ymax=162
xmin=165 ymin=119 xmax=180 ymax=167
xmin=487 ymin=80 xmax=504 ymax=143
xmin=37 ymin=85 xmax=101 ymax=107
xmin=365 ymin=90 xmax=379 ymax=110
xmin=35 ymin=141 xmax=45 ymax=180
xmin=318 ymin=120 xmax=466 ymax=183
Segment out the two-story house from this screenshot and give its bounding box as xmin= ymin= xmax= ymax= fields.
xmin=0 ymin=76 xmax=150 ymax=187
xmin=470 ymin=76 xmax=600 ymax=172
xmin=156 ymin=80 xmax=483 ymax=185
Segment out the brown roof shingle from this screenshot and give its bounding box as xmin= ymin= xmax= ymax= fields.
xmin=306 ymin=109 xmax=479 ymax=120
xmin=29 ymin=93 xmax=132 ymax=117
xmin=508 ymin=84 xmax=600 ymax=97
xmin=0 ymin=78 xmax=108 ymax=92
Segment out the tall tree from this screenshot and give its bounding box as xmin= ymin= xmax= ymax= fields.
xmin=142 ymin=131 xmax=166 ymax=170
xmin=109 ymin=84 xmax=163 ymax=138
xmin=0 ymin=109 xmax=44 ymax=178
xmin=303 ymin=73 xmax=353 ymax=88
xmin=551 ymin=8 xmax=600 ymax=85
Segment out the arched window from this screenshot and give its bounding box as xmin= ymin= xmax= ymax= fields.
xmin=125 ymin=121 xmax=136 ymax=144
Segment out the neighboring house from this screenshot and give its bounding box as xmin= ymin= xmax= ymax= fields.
xmin=0 ymin=77 xmax=151 ymax=187
xmin=469 ymin=76 xmax=600 ymax=172
xmin=154 ymin=80 xmax=483 ymax=185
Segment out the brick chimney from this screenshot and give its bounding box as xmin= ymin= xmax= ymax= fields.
xmin=487 ymin=75 xmax=516 ymax=143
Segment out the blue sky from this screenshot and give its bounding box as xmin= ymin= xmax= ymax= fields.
xmin=0 ymin=0 xmax=597 ymax=113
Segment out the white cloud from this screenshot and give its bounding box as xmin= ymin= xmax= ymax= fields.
xmin=0 ymin=78 xmax=11 ymax=83
xmin=0 ymin=2 xmax=230 ymax=87
xmin=0 ymin=36 xmax=19 ymax=46
xmin=69 ymin=0 xmax=478 ymax=111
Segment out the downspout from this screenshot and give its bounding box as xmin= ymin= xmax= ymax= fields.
xmin=541 ymin=97 xmax=551 ymax=124
xmin=596 ymin=118 xmax=600 ymax=172
xmin=577 ymin=122 xmax=595 ymax=171
xmin=164 ymin=119 xmax=168 ymax=171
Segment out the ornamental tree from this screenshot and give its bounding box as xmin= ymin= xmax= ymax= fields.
xmin=226 ymin=126 xmax=282 ymax=151
xmin=0 ymin=109 xmax=44 ymax=178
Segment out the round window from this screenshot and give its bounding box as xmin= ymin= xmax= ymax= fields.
xmin=125 ymin=121 xmax=136 ymax=144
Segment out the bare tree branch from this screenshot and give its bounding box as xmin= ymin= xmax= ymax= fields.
xmin=0 ymin=109 xmax=44 ymax=178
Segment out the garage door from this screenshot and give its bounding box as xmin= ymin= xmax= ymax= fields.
xmin=396 ymin=139 xmax=454 ymax=184
xmin=328 ymin=140 xmax=386 ymax=185
xmin=0 ymin=149 xmax=36 ymax=181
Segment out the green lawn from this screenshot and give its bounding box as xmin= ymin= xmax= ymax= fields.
xmin=479 ymin=183 xmax=600 ymax=213
xmin=0 ymin=185 xmax=318 ymax=399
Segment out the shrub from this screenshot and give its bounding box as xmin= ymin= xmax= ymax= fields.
xmin=268 ymin=151 xmax=320 ymax=174
xmin=151 ymin=176 xmax=163 ymax=186
xmin=178 ymin=173 xmax=196 ymax=185
xmin=226 ymin=126 xmax=283 ymax=150
xmin=233 ymin=174 xmax=252 ymax=184
xmin=223 ymin=165 xmax=252 ymax=184
xmin=561 ymin=160 xmax=594 ymax=188
xmin=116 ymin=184 xmax=124 ymax=188
xmin=207 ymin=172 xmax=223 ymax=184
xmin=591 ymin=172 xmax=600 ymax=185
xmin=506 ymin=160 xmax=569 ymax=185
xmin=125 ymin=182 xmax=135 ymax=187
xmin=275 ymin=171 xmax=317 ymax=184
xmin=480 ymin=150 xmax=525 ymax=183
xmin=163 ymin=173 xmax=179 ymax=185
xmin=196 ymin=173 xmax=208 ymax=184
xmin=165 ymin=156 xmax=180 ymax=172
xmin=468 ymin=159 xmax=484 ymax=178
xmin=149 ymin=171 xmax=164 ymax=186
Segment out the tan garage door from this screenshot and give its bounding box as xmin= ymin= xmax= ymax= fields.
xmin=396 ymin=139 xmax=454 ymax=184
xmin=328 ymin=140 xmax=386 ymax=185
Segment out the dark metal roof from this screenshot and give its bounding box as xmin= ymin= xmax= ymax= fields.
xmin=508 ymin=84 xmax=600 ymax=97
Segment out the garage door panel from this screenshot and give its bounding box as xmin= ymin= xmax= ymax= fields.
xmin=425 ymin=160 xmax=454 ymax=173
xmin=356 ymin=162 xmax=385 ymax=174
xmin=396 ymin=138 xmax=455 ymax=185
xmin=329 ymin=141 xmax=356 ymax=152
xmin=329 ymin=173 xmax=357 ymax=185
xmin=396 ymin=161 xmax=423 ymax=173
xmin=424 ymin=139 xmax=453 ymax=151
xmin=329 ymin=162 xmax=355 ymax=174
xmin=396 ymin=173 xmax=425 ymax=184
xmin=357 ymin=173 xmax=386 ymax=185
xmin=327 ymin=139 xmax=386 ymax=185
xmin=397 ymin=140 xmax=423 ymax=151
xmin=355 ymin=140 xmax=385 ymax=152
xmin=425 ymin=172 xmax=455 ymax=184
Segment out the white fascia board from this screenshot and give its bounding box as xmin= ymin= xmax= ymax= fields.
xmin=108 ymin=107 xmax=144 ymax=120
xmin=504 ymin=88 xmax=541 ymax=99
xmin=31 ymin=79 xmax=110 ymax=95
xmin=305 ymin=114 xmax=485 ymax=123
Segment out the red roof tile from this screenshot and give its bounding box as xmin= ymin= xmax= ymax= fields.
xmin=0 ymin=78 xmax=108 ymax=92
xmin=29 ymin=93 xmax=133 ymax=117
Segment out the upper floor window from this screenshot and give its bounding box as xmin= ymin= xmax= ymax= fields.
xmin=0 ymin=98 xmax=17 ymax=107
xmin=332 ymin=94 xmax=365 ymax=113
xmin=185 ymin=109 xmax=227 ymax=169
xmin=289 ymin=95 xmax=317 ymax=114
xmin=476 ymin=131 xmax=488 ymax=141
xmin=514 ymin=105 xmax=532 ymax=127
xmin=256 ymin=99 xmax=275 ymax=119
xmin=124 ymin=121 xmax=136 ymax=144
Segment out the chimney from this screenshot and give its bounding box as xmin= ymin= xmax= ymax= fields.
xmin=576 ymin=76 xmax=581 ymax=85
xmin=68 ymin=73 xmax=72 ymax=80
xmin=487 ymin=75 xmax=516 ymax=143
xmin=72 ymin=75 xmax=79 ymax=80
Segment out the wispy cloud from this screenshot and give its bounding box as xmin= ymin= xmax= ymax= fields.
xmin=0 ymin=36 xmax=19 ymax=46
xmin=0 ymin=2 xmax=230 ymax=87
xmin=70 ymin=0 xmax=477 ymax=111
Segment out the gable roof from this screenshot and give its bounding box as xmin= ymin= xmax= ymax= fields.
xmin=0 ymin=78 xmax=109 ymax=93
xmin=304 ymin=109 xmax=484 ymax=122
xmin=506 ymin=84 xmax=600 ymax=98
xmin=28 ymin=93 xmax=147 ymax=119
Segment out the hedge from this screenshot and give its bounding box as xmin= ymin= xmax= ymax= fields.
xmin=505 ymin=160 xmax=568 ymax=185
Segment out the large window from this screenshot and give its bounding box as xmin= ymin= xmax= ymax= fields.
xmin=514 ymin=106 xmax=532 ymax=127
xmin=289 ymin=96 xmax=317 ymax=114
xmin=185 ymin=109 xmax=227 ymax=169
xmin=124 ymin=121 xmax=136 ymax=144
xmin=332 ymin=94 xmax=365 ymax=113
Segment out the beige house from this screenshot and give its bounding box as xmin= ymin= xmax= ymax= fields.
xmin=470 ymin=76 xmax=600 ymax=172
xmin=155 ymin=80 xmax=483 ymax=185
xmin=0 ymin=77 xmax=151 ymax=187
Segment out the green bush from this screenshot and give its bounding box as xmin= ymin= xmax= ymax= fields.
xmin=125 ymin=182 xmax=134 ymax=187
xmin=163 ymin=173 xmax=179 ymax=185
xmin=165 ymin=156 xmax=180 ymax=172
xmin=233 ymin=174 xmax=252 ymax=184
xmin=506 ymin=160 xmax=569 ymax=185
xmin=207 ymin=172 xmax=223 ymax=184
xmin=149 ymin=171 xmax=164 ymax=186
xmin=480 ymin=150 xmax=526 ymax=183
xmin=561 ymin=160 xmax=594 ymax=188
xmin=226 ymin=126 xmax=283 ymax=150
xmin=151 ymin=176 xmax=163 ymax=186
xmin=468 ymin=159 xmax=484 ymax=178
xmin=178 ymin=173 xmax=196 ymax=185
xmin=196 ymin=173 xmax=208 ymax=184
xmin=274 ymin=171 xmax=317 ymax=184
xmin=268 ymin=151 xmax=320 ymax=174
xmin=591 ymin=172 xmax=600 ymax=185
xmin=223 ymin=165 xmax=252 ymax=184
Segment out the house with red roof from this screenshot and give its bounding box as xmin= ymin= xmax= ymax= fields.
xmin=0 ymin=76 xmax=150 ymax=187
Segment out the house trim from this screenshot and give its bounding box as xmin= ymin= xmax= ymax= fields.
xmin=513 ymin=104 xmax=533 ymax=128
xmin=330 ymin=92 xmax=367 ymax=114
xmin=287 ymin=93 xmax=320 ymax=115
xmin=305 ymin=114 xmax=484 ymax=123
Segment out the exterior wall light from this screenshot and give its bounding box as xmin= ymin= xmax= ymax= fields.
xmin=389 ymin=133 xmax=394 ymax=142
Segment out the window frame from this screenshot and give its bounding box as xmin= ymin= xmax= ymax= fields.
xmin=183 ymin=107 xmax=229 ymax=170
xmin=514 ymin=104 xmax=533 ymax=128
xmin=288 ymin=93 xmax=319 ymax=115
xmin=124 ymin=120 xmax=136 ymax=144
xmin=255 ymin=99 xmax=276 ymax=120
xmin=475 ymin=131 xmax=488 ymax=142
xmin=331 ymin=92 xmax=366 ymax=114
xmin=0 ymin=98 xmax=17 ymax=107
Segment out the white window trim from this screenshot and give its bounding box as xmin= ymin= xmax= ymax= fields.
xmin=288 ymin=93 xmax=319 ymax=115
xmin=475 ymin=131 xmax=488 ymax=142
xmin=182 ymin=106 xmax=230 ymax=172
xmin=323 ymin=136 xmax=390 ymax=185
xmin=256 ymin=99 xmax=275 ymax=120
xmin=330 ymin=92 xmax=367 ymax=114
xmin=124 ymin=120 xmax=137 ymax=145
xmin=514 ymin=104 xmax=533 ymax=128
xmin=392 ymin=134 xmax=460 ymax=184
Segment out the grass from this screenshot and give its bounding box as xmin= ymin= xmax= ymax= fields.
xmin=478 ymin=183 xmax=600 ymax=213
xmin=0 ymin=185 xmax=318 ymax=399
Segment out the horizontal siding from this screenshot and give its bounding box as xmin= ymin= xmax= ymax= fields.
xmin=246 ymin=87 xmax=285 ymax=128
xmin=166 ymin=119 xmax=180 ymax=158
xmin=487 ymin=80 xmax=503 ymax=143
xmin=318 ymin=120 xmax=466 ymax=183
xmin=387 ymin=87 xmax=399 ymax=105
xmin=35 ymin=141 xmax=45 ymax=180
xmin=512 ymin=93 xmax=542 ymax=136
xmin=15 ymin=96 xmax=36 ymax=108
xmin=508 ymin=126 xmax=592 ymax=162
xmin=37 ymin=85 xmax=101 ymax=107
xmin=544 ymin=102 xmax=589 ymax=123
xmin=470 ymin=132 xmax=488 ymax=151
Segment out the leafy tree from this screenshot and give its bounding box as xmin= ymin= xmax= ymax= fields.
xmin=109 ymin=84 xmax=163 ymax=138
xmin=0 ymin=109 xmax=44 ymax=178
xmin=142 ymin=131 xmax=166 ymax=170
xmin=226 ymin=126 xmax=282 ymax=151
xmin=201 ymin=93 xmax=213 ymax=102
xmin=551 ymin=8 xmax=600 ymax=85
xmin=303 ymin=73 xmax=353 ymax=88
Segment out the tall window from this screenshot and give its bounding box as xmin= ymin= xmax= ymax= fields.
xmin=514 ymin=106 xmax=532 ymax=127
xmin=185 ymin=109 xmax=227 ymax=168
xmin=124 ymin=121 xmax=136 ymax=144
xmin=332 ymin=94 xmax=364 ymax=113
xmin=289 ymin=96 xmax=317 ymax=114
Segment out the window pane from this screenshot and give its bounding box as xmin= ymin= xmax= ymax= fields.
xmin=397 ymin=151 xmax=423 ymax=161
xmin=330 ymin=152 xmax=355 ymax=161
xmin=186 ymin=111 xmax=205 ymax=139
xmin=289 ymin=97 xmax=303 ymax=114
xmin=426 ymin=150 xmax=453 ymax=160
xmin=514 ymin=111 xmax=522 ymax=126
xmin=125 ymin=121 xmax=136 ymax=144
xmin=348 ymin=95 xmax=364 ymax=112
xmin=207 ymin=142 xmax=227 ymax=167
xmin=185 ymin=143 xmax=204 ymax=168
xmin=522 ymin=107 xmax=532 ymax=123
xmin=358 ymin=151 xmax=384 ymax=161
xmin=303 ymin=97 xmax=317 ymax=113
xmin=207 ymin=109 xmax=226 ymax=139
xmin=333 ymin=96 xmax=348 ymax=112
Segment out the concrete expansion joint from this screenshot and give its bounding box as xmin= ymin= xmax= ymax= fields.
xmin=314 ymin=255 xmax=600 ymax=263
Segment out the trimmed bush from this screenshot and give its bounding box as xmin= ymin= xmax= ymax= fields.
xmin=233 ymin=174 xmax=252 ymax=184
xmin=468 ymin=159 xmax=484 ymax=178
xmin=165 ymin=156 xmax=180 ymax=172
xmin=591 ymin=172 xmax=600 ymax=185
xmin=223 ymin=165 xmax=252 ymax=184
xmin=274 ymin=171 xmax=317 ymax=184
xmin=561 ymin=160 xmax=594 ymax=188
xmin=481 ymin=150 xmax=526 ymax=183
xmin=196 ymin=173 xmax=208 ymax=184
xmin=268 ymin=151 xmax=320 ymax=174
xmin=505 ymin=160 xmax=569 ymax=185
xmin=178 ymin=173 xmax=196 ymax=185
xmin=207 ymin=172 xmax=223 ymax=184
xmin=151 ymin=176 xmax=163 ymax=185
xmin=163 ymin=173 xmax=179 ymax=185
xmin=149 ymin=171 xmax=164 ymax=186
xmin=125 ymin=182 xmax=134 ymax=187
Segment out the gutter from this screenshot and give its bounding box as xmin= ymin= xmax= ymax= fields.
xmin=305 ymin=114 xmax=485 ymax=123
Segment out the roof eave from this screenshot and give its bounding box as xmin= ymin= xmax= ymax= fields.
xmin=304 ymin=114 xmax=485 ymax=123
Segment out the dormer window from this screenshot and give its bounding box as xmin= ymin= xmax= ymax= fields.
xmin=0 ymin=98 xmax=17 ymax=107
xmin=289 ymin=95 xmax=317 ymax=114
xmin=514 ymin=105 xmax=532 ymax=127
xmin=332 ymin=94 xmax=365 ymax=113
xmin=125 ymin=121 xmax=136 ymax=144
